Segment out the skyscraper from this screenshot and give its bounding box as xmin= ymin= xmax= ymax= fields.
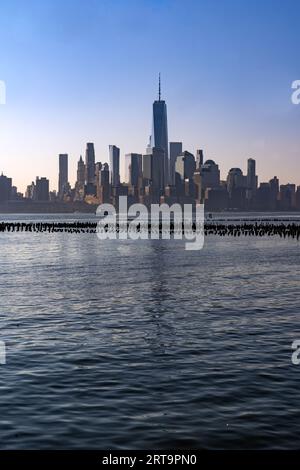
xmin=227 ymin=168 xmax=247 ymax=209
xmin=246 ymin=158 xmax=258 ymax=208
xmin=196 ymin=149 xmax=204 ymax=170
xmin=150 ymin=147 xmax=165 ymax=196
xmin=247 ymin=158 xmax=258 ymax=192
xmin=142 ymin=147 xmax=165 ymax=203
xmin=97 ymin=163 xmax=110 ymax=204
xmin=74 ymin=155 xmax=85 ymax=201
xmin=227 ymin=168 xmax=247 ymax=193
xmin=85 ymin=143 xmax=95 ymax=185
xmin=109 ymin=145 xmax=120 ymax=187
xmin=149 ymin=74 xmax=169 ymax=186
xmin=76 ymin=155 xmax=85 ymax=188
xmin=142 ymin=153 xmax=152 ymax=183
xmin=169 ymin=142 xmax=182 ymax=185
xmin=201 ymin=160 xmax=220 ymax=190
xmin=0 ymin=173 xmax=12 ymax=202
xmin=58 ymin=153 xmax=68 ymax=197
xmin=269 ymin=176 xmax=279 ymax=210
xmin=279 ymin=184 xmax=296 ymax=210
xmin=175 ymin=151 xmax=196 ymax=181
xmin=125 ymin=153 xmax=142 ymax=187
xmin=95 ymin=162 xmax=103 ymax=186
xmin=35 ymin=177 xmax=49 ymax=201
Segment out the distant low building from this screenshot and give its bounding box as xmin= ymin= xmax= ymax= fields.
xmin=279 ymin=184 xmax=296 ymax=211
xmin=200 ymin=160 xmax=220 ymax=202
xmin=227 ymin=168 xmax=247 ymax=209
xmin=296 ymin=186 xmax=300 ymax=210
xmin=255 ymin=183 xmax=272 ymax=211
xmin=205 ymin=187 xmax=229 ymax=211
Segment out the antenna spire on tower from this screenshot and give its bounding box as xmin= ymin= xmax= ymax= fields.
xmin=158 ymin=73 xmax=161 ymax=101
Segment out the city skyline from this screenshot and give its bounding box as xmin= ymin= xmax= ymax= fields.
xmin=1 ymin=74 xmax=300 ymax=213
xmin=2 ymin=81 xmax=300 ymax=194
xmin=1 ymin=0 xmax=300 ymax=193
xmin=2 ymin=75 xmax=300 ymax=195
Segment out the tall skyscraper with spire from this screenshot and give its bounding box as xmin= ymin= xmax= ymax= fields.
xmin=148 ymin=74 xmax=169 ymax=187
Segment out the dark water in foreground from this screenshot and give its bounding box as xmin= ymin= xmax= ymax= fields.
xmin=0 ymin=214 xmax=300 ymax=449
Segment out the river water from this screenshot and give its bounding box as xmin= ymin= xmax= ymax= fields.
xmin=0 ymin=213 xmax=300 ymax=449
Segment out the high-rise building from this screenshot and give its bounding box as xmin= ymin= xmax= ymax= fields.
xmin=125 ymin=153 xmax=142 ymax=187
xmin=247 ymin=158 xmax=258 ymax=192
xmin=196 ymin=149 xmax=204 ymax=170
xmin=149 ymin=75 xmax=169 ymax=186
xmin=35 ymin=177 xmax=49 ymax=201
xmin=227 ymin=168 xmax=247 ymax=209
xmin=109 ymin=145 xmax=120 ymax=187
xmin=279 ymin=184 xmax=296 ymax=210
xmin=142 ymin=147 xmax=165 ymax=202
xmin=269 ymin=176 xmax=279 ymax=210
xmin=205 ymin=187 xmax=229 ymax=211
xmin=142 ymin=153 xmax=152 ymax=183
xmin=201 ymin=160 xmax=220 ymax=190
xmin=255 ymin=183 xmax=272 ymax=211
xmin=169 ymin=142 xmax=182 ymax=185
xmin=151 ymin=147 xmax=165 ymax=195
xmin=193 ymin=170 xmax=202 ymax=203
xmin=95 ymin=162 xmax=103 ymax=186
xmin=246 ymin=158 xmax=258 ymax=208
xmin=97 ymin=163 xmax=110 ymax=204
xmin=0 ymin=173 xmax=12 ymax=202
xmin=296 ymin=186 xmax=300 ymax=210
xmin=74 ymin=155 xmax=85 ymax=201
xmin=85 ymin=143 xmax=95 ymax=185
xmin=58 ymin=154 xmax=68 ymax=197
xmin=227 ymin=168 xmax=247 ymax=192
xmin=175 ymin=151 xmax=196 ymax=181
xmin=10 ymin=186 xmax=20 ymax=201
xmin=25 ymin=181 xmax=35 ymax=200
xmin=76 ymin=155 xmax=85 ymax=188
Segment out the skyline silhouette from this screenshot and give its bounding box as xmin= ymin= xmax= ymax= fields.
xmin=1 ymin=75 xmax=300 ymax=212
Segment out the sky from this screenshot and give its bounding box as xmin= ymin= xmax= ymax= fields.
xmin=1 ymin=0 xmax=300 ymax=193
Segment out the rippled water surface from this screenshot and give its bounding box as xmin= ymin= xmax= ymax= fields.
xmin=1 ymin=214 xmax=300 ymax=449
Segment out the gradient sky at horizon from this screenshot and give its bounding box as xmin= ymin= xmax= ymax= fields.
xmin=1 ymin=0 xmax=300 ymax=192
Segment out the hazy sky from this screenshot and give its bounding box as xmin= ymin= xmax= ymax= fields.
xmin=1 ymin=0 xmax=300 ymax=192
